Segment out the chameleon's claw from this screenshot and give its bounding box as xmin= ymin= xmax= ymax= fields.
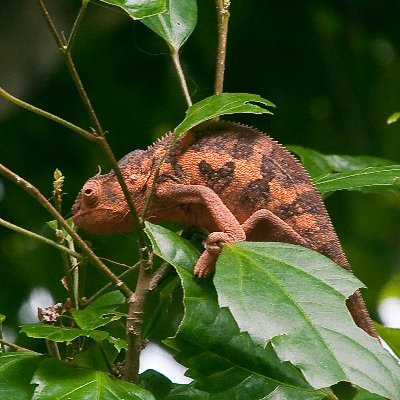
xmin=194 ymin=249 xmax=219 ymax=277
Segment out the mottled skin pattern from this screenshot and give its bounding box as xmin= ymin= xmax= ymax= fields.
xmin=72 ymin=121 xmax=378 ymax=339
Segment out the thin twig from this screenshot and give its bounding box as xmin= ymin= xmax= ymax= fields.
xmin=0 ymin=164 xmax=133 ymax=298
xmin=85 ymin=261 xmax=141 ymax=304
xmin=36 ymin=0 xmax=66 ymax=48
xmin=171 ymin=49 xmax=192 ymax=107
xmin=0 ymin=217 xmax=83 ymax=259
xmin=149 ymin=262 xmax=171 ymax=291
xmin=0 ymin=338 xmax=40 ymax=354
xmin=214 ymin=0 xmax=230 ymax=96
xmin=53 ymin=170 xmax=78 ymax=309
xmin=0 ymin=87 xmax=96 ymax=141
xmin=67 ymin=0 xmax=89 ymax=53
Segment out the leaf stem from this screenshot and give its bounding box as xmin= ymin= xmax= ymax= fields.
xmin=0 ymin=338 xmax=40 ymax=354
xmin=0 ymin=164 xmax=133 ymax=298
xmin=171 ymin=49 xmax=192 ymax=107
xmin=0 ymin=87 xmax=96 ymax=141
xmin=0 ymin=217 xmax=83 ymax=259
xmin=214 ymin=0 xmax=230 ymax=96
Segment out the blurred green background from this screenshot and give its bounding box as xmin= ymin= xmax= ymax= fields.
xmin=0 ymin=0 xmax=399 ymax=345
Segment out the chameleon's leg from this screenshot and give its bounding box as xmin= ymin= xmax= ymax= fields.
xmin=156 ymin=183 xmax=246 ymax=277
xmin=241 ymin=209 xmax=309 ymax=246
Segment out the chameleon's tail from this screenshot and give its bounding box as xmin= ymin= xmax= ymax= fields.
xmin=346 ymin=290 xmax=379 ymax=340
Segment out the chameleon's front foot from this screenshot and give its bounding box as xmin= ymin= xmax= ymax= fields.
xmin=194 ymin=232 xmax=240 ymax=277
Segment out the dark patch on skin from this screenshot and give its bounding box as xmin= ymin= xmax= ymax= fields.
xmin=231 ymin=138 xmax=256 ymax=159
xmin=241 ymin=178 xmax=270 ymax=204
xmin=173 ymin=163 xmax=185 ymax=180
xmin=198 ymin=160 xmax=235 ymax=193
xmin=277 ymin=190 xmax=322 ymax=218
xmin=260 ymin=154 xmax=278 ymax=179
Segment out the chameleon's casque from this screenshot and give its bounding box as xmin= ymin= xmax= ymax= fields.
xmin=73 ymin=121 xmax=378 ymax=339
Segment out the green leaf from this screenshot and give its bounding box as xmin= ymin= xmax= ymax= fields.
xmin=145 ymin=222 xmax=328 ymax=400
xmin=387 ymin=112 xmax=400 ymax=124
xmin=46 ymin=217 xmax=77 ymax=241
xmin=140 ymin=369 xmax=175 ymax=400
xmin=107 ymin=335 xmax=128 ymax=352
xmin=98 ymin=0 xmax=166 ymax=20
xmin=353 ymin=387 xmax=386 ymax=399
xmin=374 ymin=322 xmax=400 ymax=359
xmin=0 ymin=352 xmax=41 ymax=400
xmin=215 ymin=242 xmax=400 ymax=397
xmin=71 ymin=290 xmax=126 ymax=330
xmin=20 ymin=324 xmax=109 ymax=343
xmin=174 ymin=93 xmax=275 ymax=138
xmin=142 ymin=0 xmax=197 ymax=51
xmin=288 ymin=145 xmax=396 ymax=179
xmin=314 ymin=165 xmax=400 ymax=194
xmin=32 ymin=358 xmax=155 ymax=400
xmin=0 ymin=314 xmax=5 ymax=324
xmin=73 ymin=341 xmax=118 ymax=372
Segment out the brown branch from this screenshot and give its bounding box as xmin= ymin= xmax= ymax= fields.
xmin=0 ymin=87 xmax=96 ymax=142
xmin=123 ymin=261 xmax=153 ymax=383
xmin=214 ymin=0 xmax=230 ymax=96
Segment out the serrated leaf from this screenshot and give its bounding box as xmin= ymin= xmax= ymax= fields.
xmin=374 ymin=322 xmax=400 ymax=359
xmin=174 ymin=93 xmax=275 ymax=138
xmin=72 ymin=290 xmax=126 ymax=330
xmin=0 ymin=352 xmax=41 ymax=400
xmin=314 ymin=165 xmax=400 ymax=194
xmin=32 ymin=358 xmax=155 ymax=399
xmin=215 ymin=242 xmax=400 ymax=398
xmin=142 ymin=0 xmax=197 ymax=51
xmin=145 ymin=222 xmax=328 ymax=400
xmin=20 ymin=324 xmax=109 ymax=342
xmin=98 ymin=0 xmax=166 ymax=20
xmin=387 ymin=112 xmax=400 ymax=124
xmin=288 ymin=145 xmax=396 ymax=179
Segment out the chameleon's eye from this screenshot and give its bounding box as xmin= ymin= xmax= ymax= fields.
xmin=82 ymin=181 xmax=99 ymax=207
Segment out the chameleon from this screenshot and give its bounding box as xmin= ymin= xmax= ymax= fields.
xmin=72 ymin=121 xmax=378 ymax=339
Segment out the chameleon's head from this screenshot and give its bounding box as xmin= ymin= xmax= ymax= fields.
xmin=72 ymin=172 xmax=133 ymax=234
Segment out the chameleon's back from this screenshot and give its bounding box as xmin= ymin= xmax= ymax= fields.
xmin=173 ymin=122 xmax=346 ymax=267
